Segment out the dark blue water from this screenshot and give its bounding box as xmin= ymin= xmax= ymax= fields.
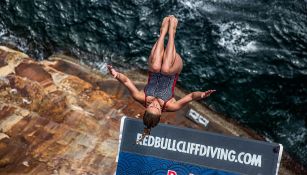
xmin=0 ymin=0 xmax=306 ymax=166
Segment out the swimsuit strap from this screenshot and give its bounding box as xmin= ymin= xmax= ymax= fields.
xmin=144 ymin=94 xmax=147 ymax=108
xmin=144 ymin=71 xmax=153 ymax=108
xmin=161 ymin=101 xmax=167 ymax=112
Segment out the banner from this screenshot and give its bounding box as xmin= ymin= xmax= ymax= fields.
xmin=116 ymin=117 xmax=283 ymax=175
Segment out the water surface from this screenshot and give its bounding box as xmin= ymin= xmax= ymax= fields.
xmin=0 ymin=0 xmax=306 ymax=166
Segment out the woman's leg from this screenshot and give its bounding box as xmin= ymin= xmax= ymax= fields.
xmin=161 ymin=16 xmax=183 ymax=75
xmin=148 ymin=17 xmax=169 ymax=72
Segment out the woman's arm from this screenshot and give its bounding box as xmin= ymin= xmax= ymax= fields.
xmin=167 ymin=90 xmax=216 ymax=111
xmin=107 ymin=65 xmax=144 ymax=102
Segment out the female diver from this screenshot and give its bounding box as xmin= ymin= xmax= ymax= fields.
xmin=108 ymin=15 xmax=215 ymax=133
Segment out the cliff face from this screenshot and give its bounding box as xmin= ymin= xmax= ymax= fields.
xmin=0 ymin=46 xmax=124 ymax=174
xmin=0 ymin=46 xmax=305 ymax=174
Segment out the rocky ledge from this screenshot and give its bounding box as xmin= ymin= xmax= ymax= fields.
xmin=0 ymin=46 xmax=305 ymax=174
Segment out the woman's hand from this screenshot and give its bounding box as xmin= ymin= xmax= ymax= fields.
xmin=200 ymin=89 xmax=216 ymax=98
xmin=107 ymin=65 xmax=119 ymax=78
xmin=167 ymin=89 xmax=217 ymax=111
xmin=192 ymin=90 xmax=216 ymax=100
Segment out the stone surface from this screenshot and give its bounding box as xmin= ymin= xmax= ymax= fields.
xmin=0 ymin=46 xmax=305 ymax=174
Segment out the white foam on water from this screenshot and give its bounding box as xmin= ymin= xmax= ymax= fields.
xmin=0 ymin=23 xmax=7 ymax=38
xmin=0 ymin=29 xmax=5 ymax=37
xmin=96 ymin=62 xmax=108 ymax=75
xmin=240 ymin=41 xmax=258 ymax=52
xmin=179 ymin=0 xmax=217 ymax=13
xmin=217 ymin=21 xmax=259 ymax=53
xmin=288 ymin=127 xmax=307 ymax=146
xmin=179 ymin=0 xmax=195 ymax=9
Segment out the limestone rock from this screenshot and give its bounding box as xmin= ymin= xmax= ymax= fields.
xmin=0 ymin=47 xmax=121 ymax=174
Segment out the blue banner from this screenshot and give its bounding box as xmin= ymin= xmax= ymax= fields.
xmin=117 ymin=151 xmax=237 ymax=175
xmin=116 ymin=117 xmax=283 ymax=175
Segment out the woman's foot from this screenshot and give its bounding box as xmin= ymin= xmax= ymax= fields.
xmin=160 ymin=16 xmax=170 ymax=36
xmin=168 ymin=15 xmax=178 ymax=35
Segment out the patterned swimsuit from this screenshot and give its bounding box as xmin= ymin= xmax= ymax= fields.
xmin=144 ymin=72 xmax=179 ymax=111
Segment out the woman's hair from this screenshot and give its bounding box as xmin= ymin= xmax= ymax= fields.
xmin=136 ymin=111 xmax=161 ymax=144
xmin=143 ymin=111 xmax=161 ymax=130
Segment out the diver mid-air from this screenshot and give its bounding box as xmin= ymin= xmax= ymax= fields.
xmin=108 ymin=15 xmax=215 ymax=133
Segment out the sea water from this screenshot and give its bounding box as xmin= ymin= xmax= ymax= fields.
xmin=0 ymin=0 xmax=306 ymax=166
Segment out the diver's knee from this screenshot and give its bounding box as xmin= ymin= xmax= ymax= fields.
xmin=161 ymin=65 xmax=171 ymax=75
xmin=150 ymin=64 xmax=161 ymax=73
